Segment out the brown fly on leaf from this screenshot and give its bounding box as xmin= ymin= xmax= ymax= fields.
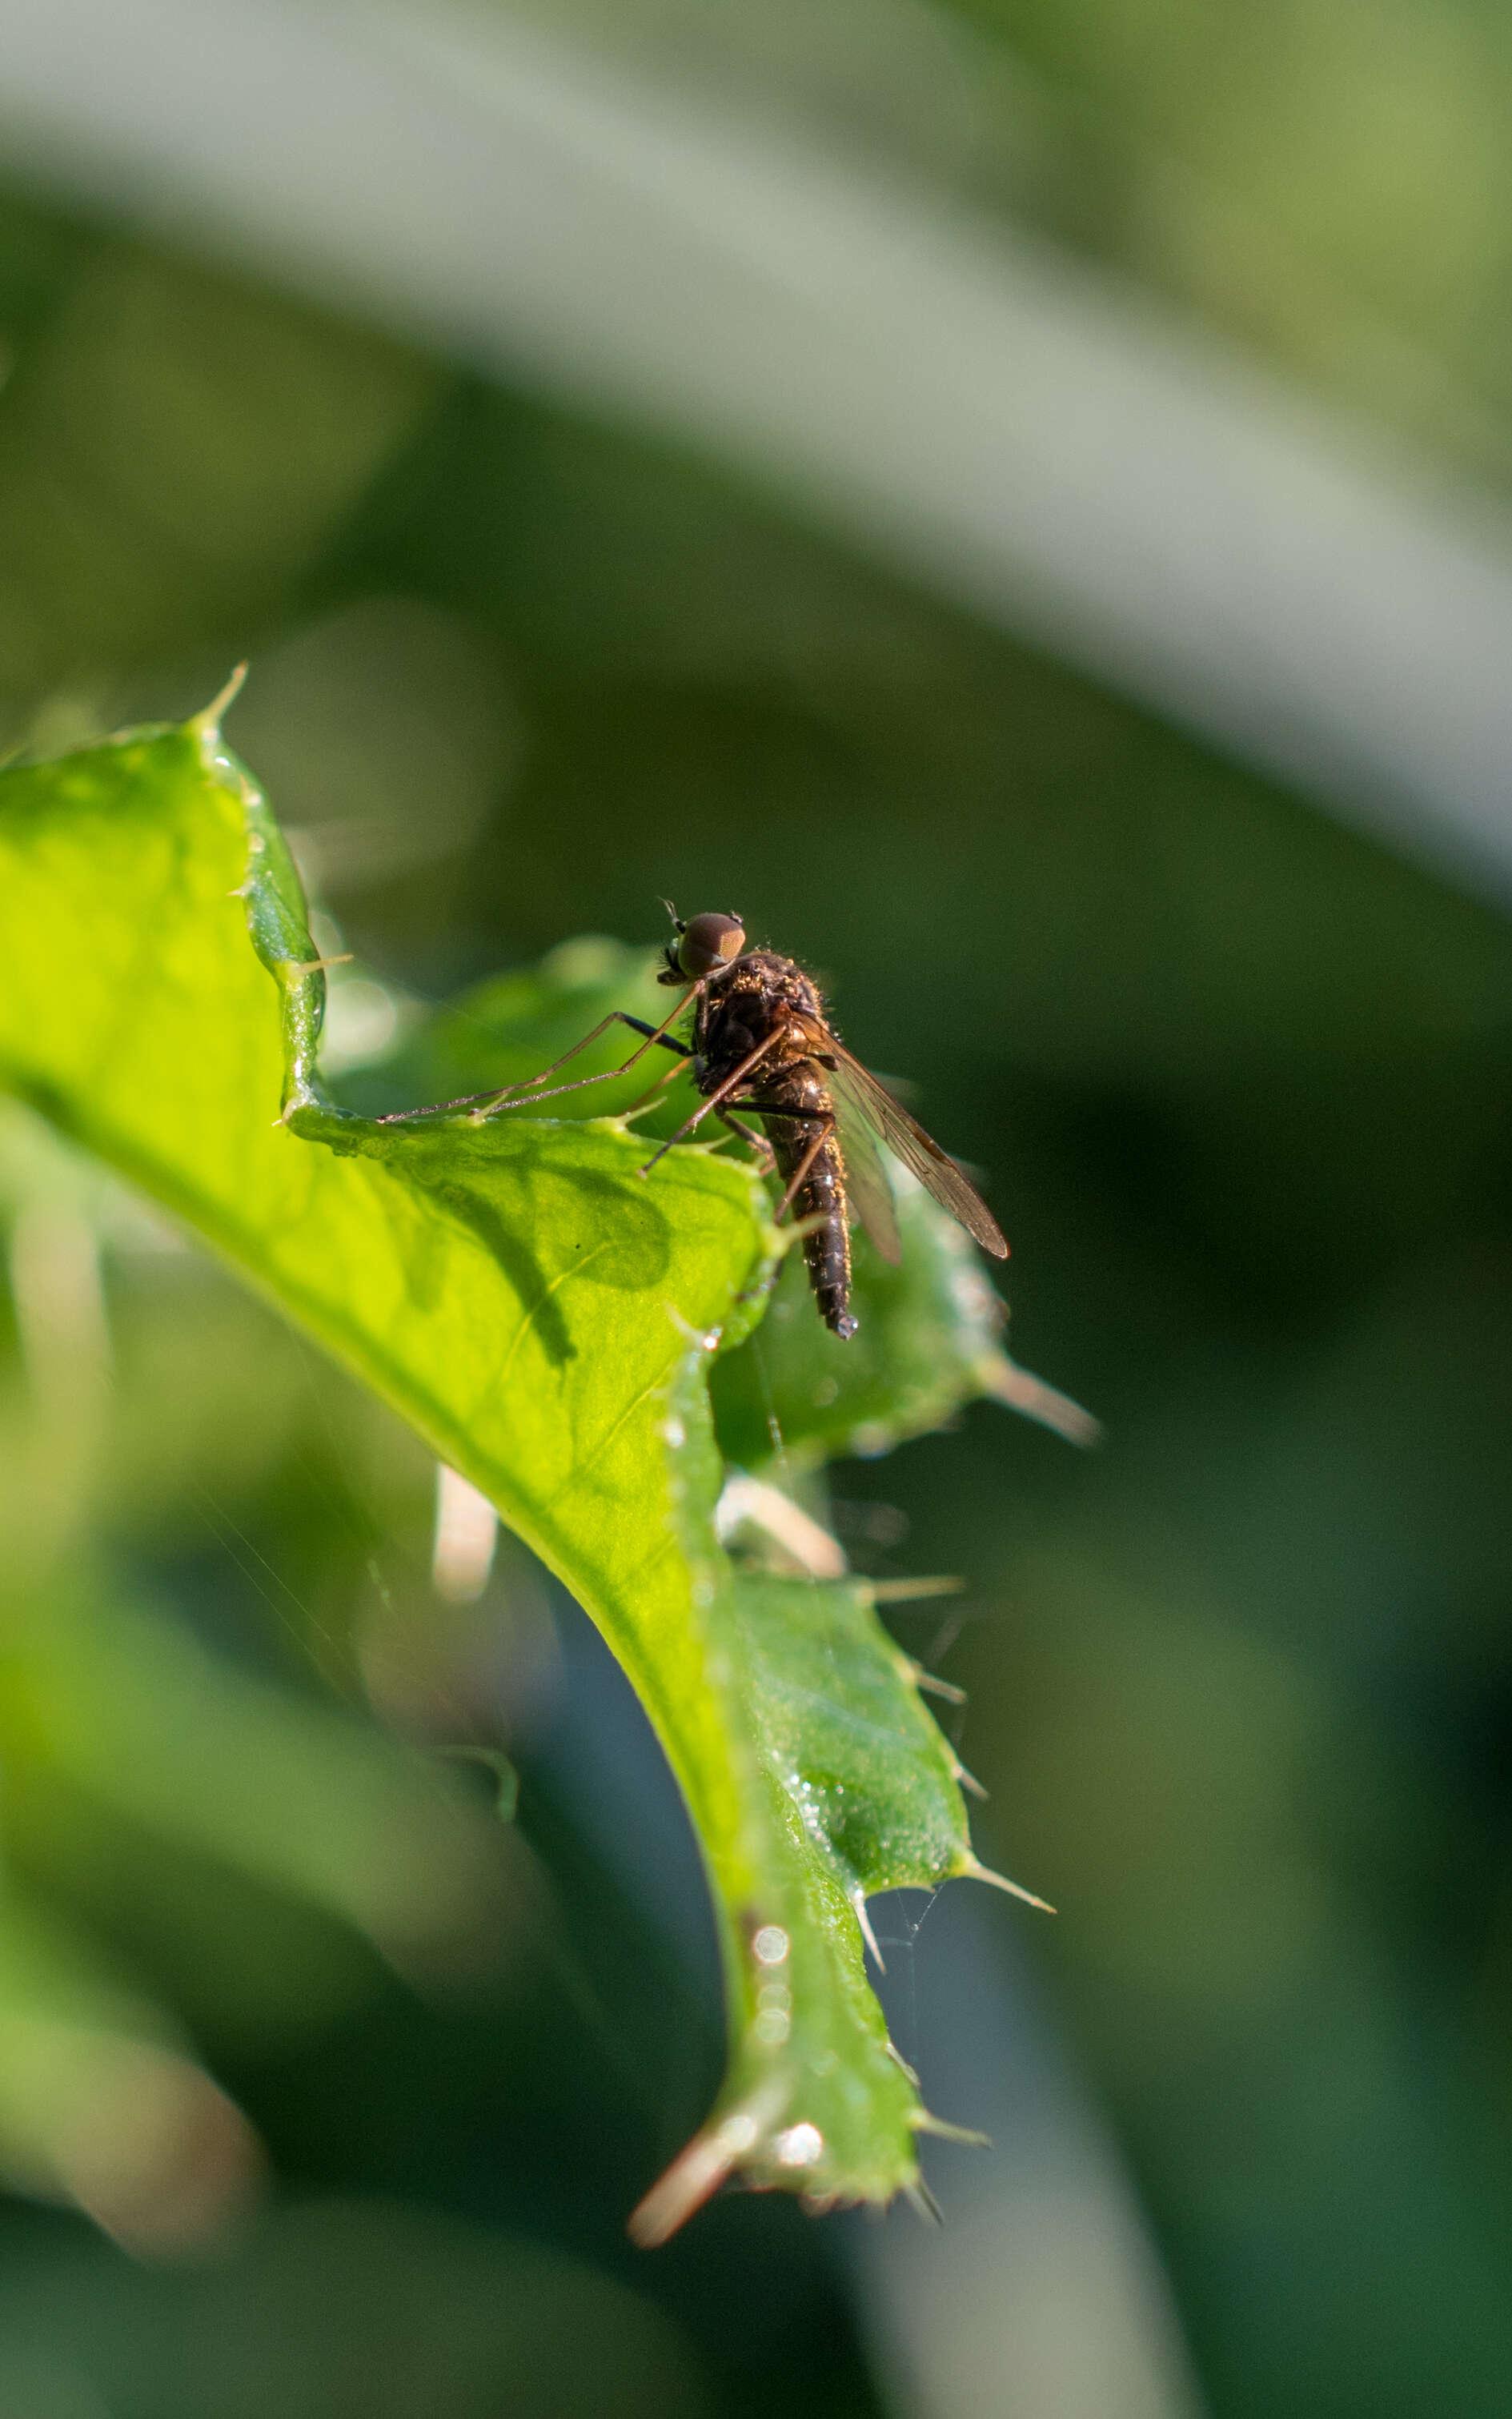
xmin=380 ymin=910 xmax=1007 ymax=1339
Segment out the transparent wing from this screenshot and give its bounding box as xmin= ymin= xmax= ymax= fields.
xmin=828 ymin=1046 xmax=1009 ymax=1258
xmin=773 ymin=1011 xmax=900 ymax=1262
xmin=831 ymin=1095 xmax=901 ymax=1264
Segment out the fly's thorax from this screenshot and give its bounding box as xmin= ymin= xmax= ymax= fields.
xmin=698 ymin=960 xmax=824 ymax=1089
xmin=708 ymin=950 xmax=824 ymax=1019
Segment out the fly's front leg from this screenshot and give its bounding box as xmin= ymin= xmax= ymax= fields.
xmin=476 ymin=1010 xmax=694 ymax=1115
xmin=378 ymin=1007 xmax=693 ymax=1125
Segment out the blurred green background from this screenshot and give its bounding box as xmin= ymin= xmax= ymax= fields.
xmin=2 ymin=2 xmax=1511 ymax=2414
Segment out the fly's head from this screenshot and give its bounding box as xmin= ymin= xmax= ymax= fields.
xmin=658 ymin=905 xmax=747 ymax=987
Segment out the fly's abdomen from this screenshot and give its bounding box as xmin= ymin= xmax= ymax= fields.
xmin=772 ymin=1121 xmax=856 ymax=1341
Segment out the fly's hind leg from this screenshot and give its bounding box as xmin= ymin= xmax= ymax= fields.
xmin=716 ymin=1109 xmax=776 ymax=1175
xmin=637 ymin=1028 xmax=784 ymax=1175
xmin=772 ymin=1119 xmax=835 ymax=1222
xmin=735 ymin=1101 xmax=837 ymax=1222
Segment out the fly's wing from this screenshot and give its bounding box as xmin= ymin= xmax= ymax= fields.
xmin=828 ymin=1046 xmax=1009 ymax=1259
xmin=830 ymin=1092 xmax=902 ymax=1264
xmin=777 ymin=1009 xmax=900 ymax=1262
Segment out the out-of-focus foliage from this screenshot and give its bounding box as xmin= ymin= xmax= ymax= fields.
xmin=0 ymin=2200 xmax=709 ymax=2419
xmin=0 ymin=241 xmax=438 ymax=736
xmin=0 ymin=1093 xmax=504 ymax=2246
xmin=514 ymin=0 xmax=1512 ymax=480
xmin=949 ymin=0 xmax=1512 ymax=473
xmin=0 ymin=1568 xmax=496 ymax=2252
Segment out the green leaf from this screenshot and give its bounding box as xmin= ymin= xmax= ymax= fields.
xmin=734 ymin=1574 xmax=978 ymax=1905
xmin=712 ymin=1171 xmax=1101 ymax=1473
xmin=0 ymin=700 xmax=1027 ymax=2229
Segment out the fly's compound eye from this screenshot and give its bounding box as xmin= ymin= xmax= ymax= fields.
xmin=676 ymin=912 xmax=746 ymax=980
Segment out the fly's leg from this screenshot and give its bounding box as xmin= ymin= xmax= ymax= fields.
xmin=716 ymin=1109 xmax=776 ymax=1174
xmin=732 ymin=1100 xmax=840 ymax=1222
xmin=377 ymin=1005 xmax=694 ymax=1125
xmin=637 ymin=1027 xmax=784 ymax=1175
xmin=777 ymin=1125 xmax=833 ymax=1222
xmin=620 ymin=1049 xmax=697 ymax=1122
xmin=474 ymin=1009 xmax=694 ymax=1114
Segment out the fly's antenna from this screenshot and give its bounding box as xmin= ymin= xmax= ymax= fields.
xmin=660 ymin=897 xmax=685 ymax=933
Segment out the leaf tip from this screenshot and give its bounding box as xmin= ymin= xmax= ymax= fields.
xmin=908 ymin=1661 xmax=968 ymax=1706
xmin=910 ymin=2109 xmax=991 ymax=2150
xmin=884 ymin=2038 xmax=920 ymax=2086
xmin=984 ymin=1358 xmax=1102 ymax=1448
xmin=961 ymin=1857 xmax=1056 ymax=1915
xmin=716 ymin=1474 xmax=847 ymax=1578
xmin=628 ymin=2084 xmax=789 ymax=2248
xmin=867 ymin=1575 xmax=966 ymax=1606
xmin=193 ymin=661 xmax=249 ymax=741
xmin=852 ymin=1891 xmax=886 ymax=1971
xmin=901 ymin=2176 xmax=945 ymax=2227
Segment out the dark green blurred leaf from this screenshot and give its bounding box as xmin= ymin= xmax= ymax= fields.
xmin=0 ymin=2198 xmax=709 ymax=2419
xmin=0 ymin=250 xmax=439 ymax=729
xmin=712 ymin=1170 xmax=1095 ymax=1471
xmin=0 ymin=1869 xmax=260 ymax=2250
xmin=0 ymin=1553 xmax=503 ymax=2236
xmin=0 ymin=1583 xmax=492 ymax=1955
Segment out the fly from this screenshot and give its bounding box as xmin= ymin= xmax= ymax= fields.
xmin=381 ymin=910 xmax=1007 ymax=1339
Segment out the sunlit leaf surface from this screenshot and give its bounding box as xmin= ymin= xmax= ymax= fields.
xmin=0 ymin=704 xmax=1029 ymax=2224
